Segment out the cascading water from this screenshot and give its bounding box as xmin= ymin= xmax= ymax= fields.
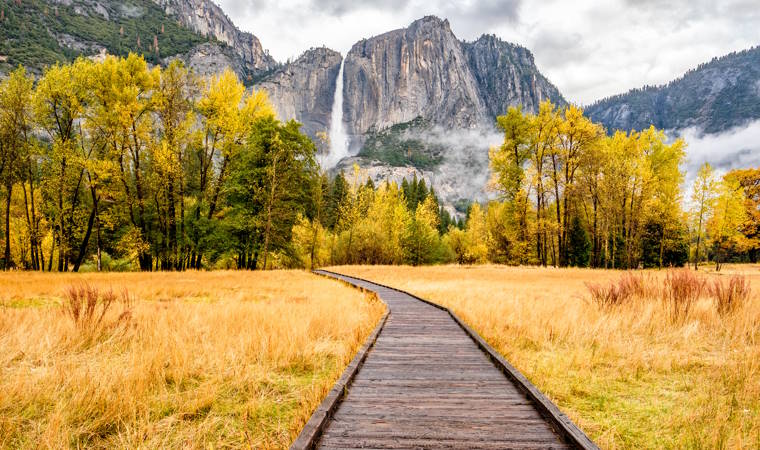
xmin=326 ymin=58 xmax=349 ymax=168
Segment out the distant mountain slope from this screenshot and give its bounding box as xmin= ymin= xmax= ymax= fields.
xmin=0 ymin=0 xmax=206 ymax=73
xmin=152 ymin=0 xmax=277 ymax=79
xmin=342 ymin=17 xmax=488 ymax=141
xmin=0 ymin=0 xmax=276 ymax=82
xmin=586 ymin=46 xmax=760 ymax=134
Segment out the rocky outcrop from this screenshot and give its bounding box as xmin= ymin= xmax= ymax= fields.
xmin=258 ymin=48 xmax=342 ymax=144
xmin=343 ymin=16 xmax=488 ymax=150
xmin=586 ymin=46 xmax=760 ymax=134
xmin=336 ymin=157 xmax=432 ymax=192
xmin=151 ymin=0 xmax=277 ymax=78
xmin=464 ymin=34 xmax=566 ymax=118
xmin=168 ymin=42 xmax=246 ymax=79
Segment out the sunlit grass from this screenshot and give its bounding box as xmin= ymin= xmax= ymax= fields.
xmin=330 ymin=264 xmax=760 ymax=449
xmin=0 ymin=270 xmax=384 ymax=449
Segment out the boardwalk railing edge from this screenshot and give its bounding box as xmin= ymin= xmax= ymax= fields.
xmin=290 ymin=274 xmax=390 ymax=450
xmin=312 ymin=269 xmax=600 ymax=450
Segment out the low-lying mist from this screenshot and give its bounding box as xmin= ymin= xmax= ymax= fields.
xmin=678 ymin=119 xmax=760 ymax=182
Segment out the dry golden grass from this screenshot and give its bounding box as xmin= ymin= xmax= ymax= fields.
xmin=0 ymin=270 xmax=384 ymax=449
xmin=330 ymin=265 xmax=760 ymax=449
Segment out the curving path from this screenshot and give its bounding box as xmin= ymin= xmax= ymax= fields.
xmin=292 ymin=270 xmax=598 ymax=450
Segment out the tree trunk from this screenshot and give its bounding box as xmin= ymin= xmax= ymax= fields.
xmin=3 ymin=183 xmax=12 ymax=270
xmin=72 ymin=195 xmax=97 ymax=272
xmin=47 ymin=230 xmax=55 ymax=272
xmin=167 ymin=179 xmax=177 ymax=269
xmin=694 ymin=211 xmax=703 ymax=271
xmin=592 ymin=197 xmax=599 ymax=267
xmin=261 ymin=154 xmax=278 ymax=271
xmin=96 ymin=214 xmax=102 ymax=272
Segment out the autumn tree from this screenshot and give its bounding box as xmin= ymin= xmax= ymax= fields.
xmin=0 ymin=67 xmax=34 ymax=269
xmin=690 ymin=163 xmax=716 ymax=269
xmin=724 ymin=168 xmax=760 ymax=262
xmin=34 ymin=58 xmax=96 ymax=271
xmin=551 ymin=105 xmax=603 ymax=266
xmin=153 ymin=60 xmax=196 ymax=269
xmin=708 ymin=176 xmax=748 ymax=271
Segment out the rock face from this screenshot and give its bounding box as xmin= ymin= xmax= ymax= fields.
xmin=340 ymin=17 xmax=566 ymax=151
xmin=464 ymin=34 xmax=566 ymax=118
xmin=321 ymin=16 xmax=564 ymax=207
xmin=258 ymin=48 xmax=342 ymax=145
xmin=151 ymin=0 xmax=277 ymax=78
xmin=343 ymin=16 xmax=487 ymax=148
xmin=169 ymin=42 xmax=246 ymax=79
xmin=586 ymin=46 xmax=760 ymax=134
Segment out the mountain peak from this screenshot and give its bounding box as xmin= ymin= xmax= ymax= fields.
xmin=410 ymin=15 xmax=451 ymax=30
xmin=469 ymin=34 xmax=535 ymax=66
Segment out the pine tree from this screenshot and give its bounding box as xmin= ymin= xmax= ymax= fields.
xmin=566 ymin=216 xmax=590 ymax=267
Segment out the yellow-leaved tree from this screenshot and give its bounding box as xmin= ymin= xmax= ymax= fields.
xmin=691 ymin=163 xmax=716 ymax=269
xmin=708 ymin=176 xmax=749 ymax=271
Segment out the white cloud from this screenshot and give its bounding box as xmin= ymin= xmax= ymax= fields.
xmin=218 ymin=0 xmax=759 ymax=104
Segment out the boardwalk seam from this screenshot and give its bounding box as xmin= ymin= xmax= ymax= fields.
xmin=311 ymin=269 xmax=599 ymax=450
xmin=290 ymin=274 xmax=390 ymax=450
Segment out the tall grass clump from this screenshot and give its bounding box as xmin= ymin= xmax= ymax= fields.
xmin=585 ymin=272 xmax=655 ymax=308
xmin=586 ymin=280 xmax=630 ymax=308
xmin=62 ymin=283 xmax=133 ymax=334
xmin=664 ymin=269 xmax=706 ymax=322
xmin=710 ymin=275 xmax=751 ymax=315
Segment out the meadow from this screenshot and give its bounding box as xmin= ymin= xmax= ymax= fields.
xmin=331 ymin=264 xmax=760 ymax=449
xmin=0 ymin=271 xmax=384 ymax=449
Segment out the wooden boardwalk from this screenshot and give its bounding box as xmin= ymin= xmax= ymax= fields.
xmin=293 ymin=270 xmax=598 ymax=450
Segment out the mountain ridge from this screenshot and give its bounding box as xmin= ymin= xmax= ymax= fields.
xmin=585 ymin=45 xmax=760 ymax=134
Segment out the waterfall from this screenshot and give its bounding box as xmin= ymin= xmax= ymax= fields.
xmin=326 ymin=58 xmax=349 ymax=168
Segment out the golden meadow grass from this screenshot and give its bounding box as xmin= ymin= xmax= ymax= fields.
xmin=331 ymin=264 xmax=760 ymax=449
xmin=0 ymin=271 xmax=384 ymax=449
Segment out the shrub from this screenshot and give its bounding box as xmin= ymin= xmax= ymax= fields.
xmin=710 ymin=275 xmax=751 ymax=315
xmin=664 ymin=269 xmax=706 ymax=322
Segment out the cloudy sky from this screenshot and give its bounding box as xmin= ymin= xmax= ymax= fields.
xmin=217 ymin=0 xmax=759 ymax=105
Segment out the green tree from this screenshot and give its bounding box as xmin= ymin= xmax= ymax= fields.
xmin=404 ymin=194 xmax=440 ymax=265
xmin=566 ymin=215 xmax=590 ymax=267
xmin=226 ymin=117 xmax=316 ymax=270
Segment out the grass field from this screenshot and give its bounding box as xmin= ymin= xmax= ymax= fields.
xmin=0 ymin=271 xmax=384 ymax=449
xmin=331 ymin=264 xmax=760 ymax=449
